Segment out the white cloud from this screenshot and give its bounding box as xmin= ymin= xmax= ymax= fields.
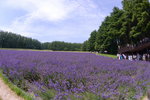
xmin=5 ymin=0 xmax=79 ymax=21
xmin=1 ymin=0 xmax=108 ymax=42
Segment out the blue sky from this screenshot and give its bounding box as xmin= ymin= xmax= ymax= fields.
xmin=0 ymin=0 xmax=122 ymax=43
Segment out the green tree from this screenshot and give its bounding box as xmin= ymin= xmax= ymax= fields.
xmin=87 ymin=0 xmax=150 ymax=54
xmin=82 ymin=40 xmax=89 ymax=51
xmin=88 ymin=30 xmax=97 ymax=51
xmin=95 ymin=7 xmax=124 ymax=54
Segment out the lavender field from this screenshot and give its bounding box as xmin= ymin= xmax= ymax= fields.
xmin=0 ymin=50 xmax=150 ymax=100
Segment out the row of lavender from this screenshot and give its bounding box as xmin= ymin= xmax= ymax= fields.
xmin=0 ymin=50 xmax=149 ymax=100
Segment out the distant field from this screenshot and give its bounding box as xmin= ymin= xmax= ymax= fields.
xmin=0 ymin=48 xmax=52 ymax=51
xmin=0 ymin=49 xmax=149 ymax=100
xmin=0 ymin=48 xmax=116 ymax=58
xmin=0 ymin=48 xmax=89 ymax=53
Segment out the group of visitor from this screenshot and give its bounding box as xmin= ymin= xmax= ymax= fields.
xmin=117 ymin=53 xmax=150 ymax=61
xmin=117 ymin=54 xmax=126 ymax=60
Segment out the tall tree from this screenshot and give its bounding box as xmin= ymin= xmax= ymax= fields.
xmin=82 ymin=40 xmax=89 ymax=51
xmin=121 ymin=0 xmax=150 ymax=44
xmin=88 ymin=30 xmax=97 ymax=51
xmin=95 ymin=7 xmax=124 ymax=54
xmin=87 ymin=0 xmax=150 ymax=54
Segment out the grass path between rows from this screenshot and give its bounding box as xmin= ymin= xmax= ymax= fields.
xmin=97 ymin=53 xmax=117 ymax=58
xmin=0 ymin=77 xmax=24 ymax=100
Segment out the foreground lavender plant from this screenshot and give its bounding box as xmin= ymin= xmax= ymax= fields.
xmin=0 ymin=50 xmax=149 ymax=100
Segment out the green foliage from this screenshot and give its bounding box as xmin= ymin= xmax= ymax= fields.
xmin=88 ymin=30 xmax=97 ymax=51
xmin=82 ymin=40 xmax=90 ymax=51
xmin=0 ymin=31 xmax=41 ymax=49
xmin=0 ymin=31 xmax=82 ymax=51
xmin=98 ymin=53 xmax=117 ymax=58
xmin=42 ymin=41 xmax=82 ymax=51
xmin=83 ymin=0 xmax=150 ymax=54
xmin=122 ymin=0 xmax=150 ymax=44
xmin=24 ymin=70 xmax=41 ymax=82
xmin=37 ymin=89 xmax=56 ymax=100
xmin=69 ymin=92 xmax=101 ymax=100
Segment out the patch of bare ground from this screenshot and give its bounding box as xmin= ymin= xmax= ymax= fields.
xmin=142 ymin=96 xmax=149 ymax=100
xmin=0 ymin=78 xmax=24 ymax=100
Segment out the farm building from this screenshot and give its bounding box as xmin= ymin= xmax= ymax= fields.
xmin=118 ymin=38 xmax=150 ymax=61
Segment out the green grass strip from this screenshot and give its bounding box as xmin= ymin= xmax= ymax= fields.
xmin=0 ymin=70 xmax=33 ymax=100
xmin=97 ymin=53 xmax=117 ymax=58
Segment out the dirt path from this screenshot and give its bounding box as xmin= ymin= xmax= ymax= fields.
xmin=142 ymin=96 xmax=149 ymax=100
xmin=0 ymin=78 xmax=24 ymax=100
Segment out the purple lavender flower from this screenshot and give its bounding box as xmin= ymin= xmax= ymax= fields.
xmin=0 ymin=50 xmax=149 ymax=100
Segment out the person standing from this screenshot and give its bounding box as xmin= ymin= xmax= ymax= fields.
xmin=120 ymin=54 xmax=124 ymax=60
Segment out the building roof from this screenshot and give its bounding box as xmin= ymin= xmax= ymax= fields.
xmin=118 ymin=42 xmax=150 ymax=54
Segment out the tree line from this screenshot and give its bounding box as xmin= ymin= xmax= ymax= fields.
xmin=82 ymin=0 xmax=150 ymax=54
xmin=0 ymin=31 xmax=82 ymax=51
xmin=42 ymin=41 xmax=82 ymax=51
